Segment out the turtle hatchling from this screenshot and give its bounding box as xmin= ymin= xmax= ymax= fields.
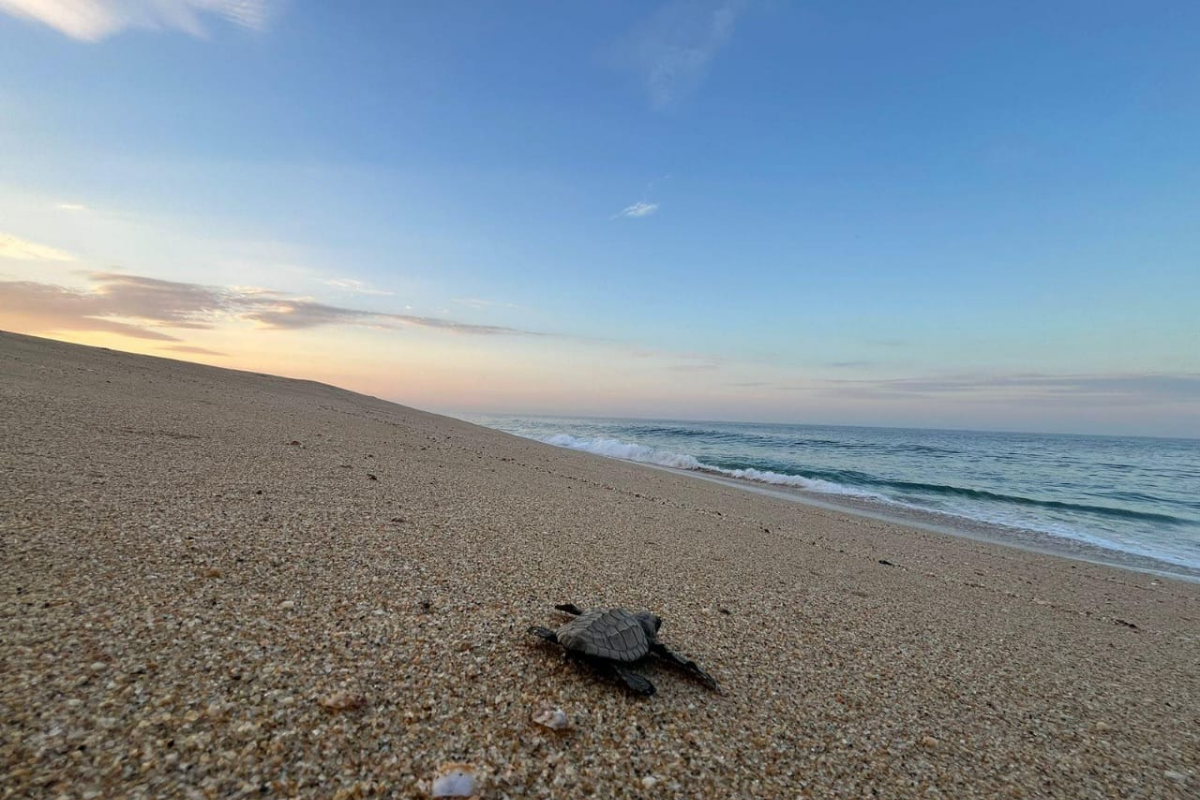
xmin=528 ymin=603 xmax=719 ymax=696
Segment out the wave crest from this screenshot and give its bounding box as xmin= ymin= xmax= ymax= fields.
xmin=537 ymin=434 xmax=889 ymax=501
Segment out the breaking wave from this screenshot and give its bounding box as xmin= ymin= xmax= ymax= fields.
xmin=537 ymin=434 xmax=891 ymax=501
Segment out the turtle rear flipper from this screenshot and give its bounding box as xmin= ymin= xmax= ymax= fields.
xmin=652 ymin=641 xmax=719 ymax=693
xmin=612 ymin=665 xmax=656 ymax=696
xmin=554 ymin=603 xmax=585 ymax=616
xmin=528 ymin=626 xmax=558 ymax=643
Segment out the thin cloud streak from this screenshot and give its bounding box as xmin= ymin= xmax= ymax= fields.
xmin=164 ymin=344 xmax=228 ymax=357
xmin=454 ymin=297 xmax=522 ymax=310
xmin=0 ymin=280 xmax=180 ymax=341
xmin=0 ymin=0 xmax=279 ymax=42
xmin=615 ymin=201 xmax=659 ymax=219
xmin=0 ymin=232 xmax=77 ymax=262
xmin=615 ymin=0 xmax=747 ymax=110
xmin=89 ymin=272 xmax=228 ymax=329
xmin=322 ymin=278 xmax=393 ymax=296
xmin=757 ymin=372 xmax=1200 ymax=407
xmin=0 ymin=272 xmax=547 ymax=342
xmin=668 ymin=362 xmax=720 ymax=373
xmin=829 ymin=373 xmax=1200 ymax=404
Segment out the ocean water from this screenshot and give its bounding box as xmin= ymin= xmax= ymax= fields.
xmin=468 ymin=415 xmax=1200 ymax=579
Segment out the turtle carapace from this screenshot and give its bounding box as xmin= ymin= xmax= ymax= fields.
xmin=528 ymin=603 xmax=719 ymax=696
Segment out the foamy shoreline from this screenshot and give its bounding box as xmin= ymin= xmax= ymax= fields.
xmin=494 ymin=426 xmax=1200 ymax=583
xmin=3 ymin=331 xmax=1199 ymax=798
xmin=647 ymin=464 xmax=1200 ymax=584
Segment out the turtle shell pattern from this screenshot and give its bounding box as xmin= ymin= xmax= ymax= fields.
xmin=555 ymin=608 xmax=651 ymax=662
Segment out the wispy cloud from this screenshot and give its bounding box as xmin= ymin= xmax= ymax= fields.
xmin=0 ymin=232 xmax=76 ymax=262
xmin=739 ymin=372 xmax=1200 ymax=409
xmin=0 ymin=272 xmax=546 ymax=342
xmin=614 ymin=0 xmax=747 ymax=110
xmin=820 ymin=373 xmax=1200 ymax=405
xmin=668 ymin=361 xmax=721 ymax=373
xmin=0 ymin=0 xmax=279 ymax=42
xmin=0 ymin=280 xmax=180 ymax=340
xmin=56 ymin=202 xmax=89 ymax=212
xmin=454 ymin=297 xmax=522 ymax=310
xmin=322 ymin=278 xmax=393 ymax=296
xmin=163 ymin=344 xmax=227 ymax=357
xmin=626 ymin=346 xmax=726 ymax=374
xmin=666 ymin=352 xmax=725 ymax=372
xmin=615 ymin=201 xmax=660 ymax=219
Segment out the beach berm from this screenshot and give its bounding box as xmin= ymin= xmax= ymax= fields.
xmin=2 ymin=331 xmax=1198 ymax=798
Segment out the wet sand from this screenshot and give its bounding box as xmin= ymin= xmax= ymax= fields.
xmin=659 ymin=468 xmax=1200 ymax=583
xmin=2 ymin=331 xmax=1198 ymax=798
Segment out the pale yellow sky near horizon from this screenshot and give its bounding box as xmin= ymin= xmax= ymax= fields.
xmin=2 ymin=1 xmax=1199 ymax=440
xmin=3 ymin=226 xmax=1197 ymax=437
xmin=0 ymin=243 xmax=779 ymax=419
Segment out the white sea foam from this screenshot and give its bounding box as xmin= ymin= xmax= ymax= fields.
xmin=469 ymin=416 xmax=1200 ymax=577
xmin=540 ymin=434 xmax=705 ymax=469
xmin=536 ymin=434 xmax=891 ymax=502
xmin=928 ymin=500 xmax=1200 ymax=569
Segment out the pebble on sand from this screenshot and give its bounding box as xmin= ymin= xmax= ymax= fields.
xmin=317 ymin=691 xmax=367 ymax=712
xmin=531 ymin=706 xmax=570 ymax=731
xmin=431 ymin=763 xmax=478 ymax=798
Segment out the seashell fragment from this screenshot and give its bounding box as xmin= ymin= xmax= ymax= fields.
xmin=532 ymin=706 xmax=570 ymax=731
xmin=318 ymin=691 xmax=366 ymax=712
xmin=431 ymin=763 xmax=477 ymax=798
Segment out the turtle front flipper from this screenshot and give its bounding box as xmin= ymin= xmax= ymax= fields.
xmin=652 ymin=642 xmax=720 ymax=693
xmin=611 ymin=665 xmax=656 ymax=696
xmin=554 ymin=603 xmax=585 ymax=616
xmin=528 ymin=626 xmax=559 ymax=643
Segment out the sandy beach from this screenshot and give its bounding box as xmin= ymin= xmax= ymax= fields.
xmin=2 ymin=330 xmax=1198 ymax=799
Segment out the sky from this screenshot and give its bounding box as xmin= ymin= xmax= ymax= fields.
xmin=1 ymin=0 xmax=1198 ymax=437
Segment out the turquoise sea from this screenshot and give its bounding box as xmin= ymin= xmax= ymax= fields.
xmin=469 ymin=415 xmax=1200 ymax=580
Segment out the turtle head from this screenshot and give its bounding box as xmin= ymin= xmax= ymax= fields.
xmin=634 ymin=610 xmax=662 ymax=638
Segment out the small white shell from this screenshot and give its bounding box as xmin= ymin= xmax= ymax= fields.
xmin=431 ymin=763 xmax=477 ymax=798
xmin=532 ymin=706 xmax=570 ymax=731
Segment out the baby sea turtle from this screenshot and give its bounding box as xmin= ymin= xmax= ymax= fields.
xmin=528 ymin=603 xmax=719 ymax=696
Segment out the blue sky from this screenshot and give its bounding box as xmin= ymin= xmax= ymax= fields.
xmin=1 ymin=0 xmax=1198 ymax=436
